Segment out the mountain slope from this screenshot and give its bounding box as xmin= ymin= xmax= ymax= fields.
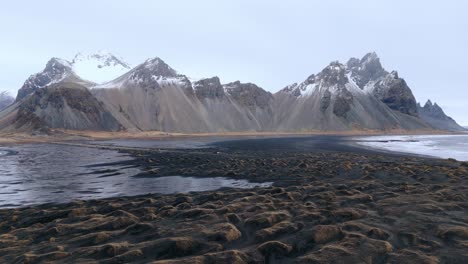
xmin=92 ymin=57 xmax=207 ymax=132
xmin=3 ymin=52 xmax=462 ymax=133
xmin=347 ymin=52 xmax=419 ymax=116
xmin=92 ymin=58 xmax=275 ymax=132
xmin=0 ymin=92 xmax=14 ymax=111
xmin=93 ymin=57 xmax=187 ymax=90
xmin=418 ymin=100 xmax=465 ymax=131
xmin=4 ymin=53 xmax=125 ymax=132
xmin=274 ymin=59 xmax=428 ymax=131
xmin=15 ymin=51 xmax=130 ymax=102
xmin=4 ymin=82 xmax=122 ymax=132
xmin=15 ymin=58 xmax=85 ymax=101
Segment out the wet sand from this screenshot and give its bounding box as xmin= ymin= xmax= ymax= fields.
xmin=0 ymin=136 xmax=467 ymax=263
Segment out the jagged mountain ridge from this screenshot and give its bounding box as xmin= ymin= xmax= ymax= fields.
xmin=275 ymin=60 xmax=427 ymax=131
xmin=15 ymin=58 xmax=81 ymax=101
xmin=91 ymin=58 xmax=274 ymax=132
xmin=417 ymin=100 xmax=465 ymax=131
xmin=2 ymin=52 xmax=464 ymax=133
xmin=15 ymin=51 xmax=130 ymax=101
xmin=347 ymin=52 xmax=419 ymax=117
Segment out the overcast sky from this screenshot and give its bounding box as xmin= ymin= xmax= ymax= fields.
xmin=1 ymin=0 xmax=467 ymax=124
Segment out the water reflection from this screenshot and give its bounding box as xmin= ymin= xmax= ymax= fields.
xmin=0 ymin=144 xmax=271 ymax=208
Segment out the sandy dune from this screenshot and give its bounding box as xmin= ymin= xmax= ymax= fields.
xmin=0 ymin=137 xmax=467 ymax=263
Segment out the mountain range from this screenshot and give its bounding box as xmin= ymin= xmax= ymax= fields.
xmin=0 ymin=51 xmax=464 ymax=133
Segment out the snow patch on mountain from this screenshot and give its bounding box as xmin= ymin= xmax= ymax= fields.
xmin=52 ymin=58 xmax=72 ymax=68
xmin=93 ymin=57 xmax=187 ymax=90
xmin=71 ymin=51 xmax=131 ymax=84
xmin=281 ymin=62 xmax=359 ymax=97
xmin=15 ymin=58 xmax=76 ymax=101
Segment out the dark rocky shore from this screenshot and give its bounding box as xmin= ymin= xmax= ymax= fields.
xmin=1 ymin=136 xmax=467 ymax=263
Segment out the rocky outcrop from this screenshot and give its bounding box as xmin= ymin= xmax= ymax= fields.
xmin=372 ymin=71 xmax=419 ymax=117
xmin=194 ymin=77 xmax=225 ymax=99
xmin=332 ymin=88 xmax=353 ymax=118
xmin=347 ymin=53 xmax=419 ymax=117
xmin=317 ymin=61 xmax=349 ymax=87
xmin=275 ymin=60 xmax=428 ymax=131
xmin=224 ymin=81 xmax=273 ymax=110
xmin=279 ymin=62 xmax=348 ymax=97
xmin=418 ymin=100 xmax=465 ymax=131
xmin=347 ymin=52 xmax=388 ymax=89
xmin=419 ymin=100 xmax=447 ymax=119
xmin=16 ymin=58 xmax=73 ymax=101
xmin=127 ymin=57 xmax=178 ymax=83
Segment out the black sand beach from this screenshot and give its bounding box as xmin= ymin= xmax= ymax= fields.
xmin=0 ymin=136 xmax=467 ymax=263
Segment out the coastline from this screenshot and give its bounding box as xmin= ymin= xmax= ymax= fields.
xmin=0 ymin=136 xmax=467 ymax=263
xmin=344 ymin=137 xmax=441 ymax=160
xmin=0 ymin=128 xmax=463 ymax=146
xmin=349 ymin=134 xmax=468 ymax=161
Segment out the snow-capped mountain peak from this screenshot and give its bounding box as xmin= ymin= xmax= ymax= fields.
xmin=347 ymin=52 xmax=388 ymax=89
xmin=15 ymin=51 xmax=133 ymax=100
xmin=71 ymin=51 xmax=131 ymax=84
xmin=316 ymin=62 xmax=348 ymax=86
xmin=49 ymin=57 xmax=73 ymax=69
xmin=361 ymin=51 xmax=379 ymax=64
xmin=16 ymin=57 xmax=74 ymax=101
xmin=279 ymin=61 xmax=350 ymax=97
xmin=93 ymin=56 xmax=188 ymax=90
xmin=140 ymin=57 xmax=178 ymax=77
xmin=124 ymin=57 xmax=180 ymax=85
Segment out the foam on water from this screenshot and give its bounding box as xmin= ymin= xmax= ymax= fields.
xmin=354 ymin=134 xmax=468 ymax=161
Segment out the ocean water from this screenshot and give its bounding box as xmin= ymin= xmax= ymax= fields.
xmin=0 ymin=144 xmax=271 ymax=208
xmin=83 ymin=138 xmax=212 ymax=149
xmin=354 ymin=134 xmax=468 ymax=161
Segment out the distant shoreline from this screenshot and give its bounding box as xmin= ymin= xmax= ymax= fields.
xmin=0 ymin=128 xmax=463 ymax=145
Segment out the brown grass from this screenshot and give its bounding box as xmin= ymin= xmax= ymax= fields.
xmin=0 ymin=128 xmax=462 ymax=145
